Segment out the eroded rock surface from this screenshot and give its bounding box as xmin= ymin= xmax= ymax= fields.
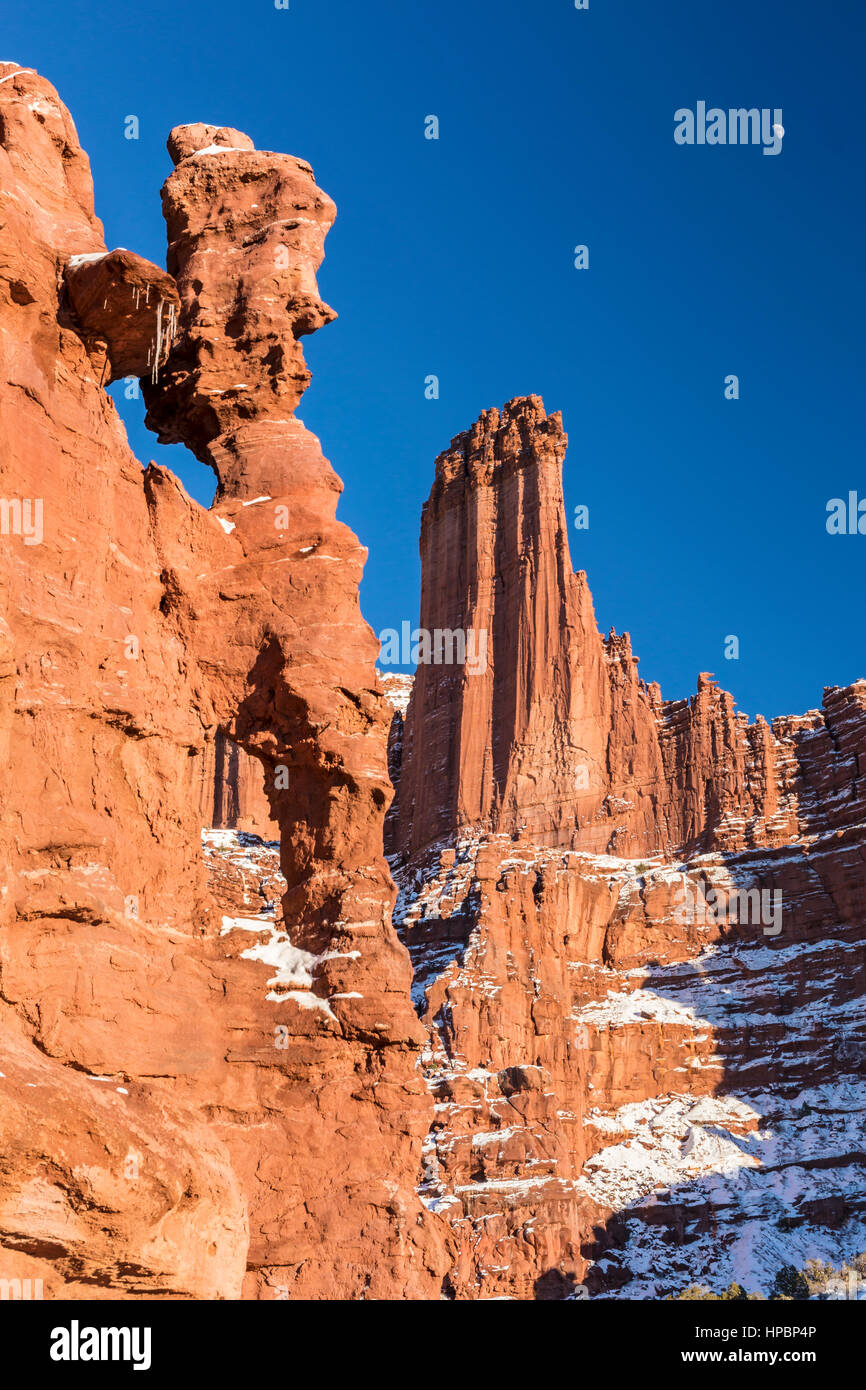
xmin=64 ymin=248 xmax=180 ymax=383
xmin=0 ymin=65 xmax=451 ymax=1299
xmin=389 ymin=397 xmax=866 ymax=1299
xmin=2 ymin=62 xmax=862 ymax=1304
xmin=396 ymin=397 xmax=866 ymax=862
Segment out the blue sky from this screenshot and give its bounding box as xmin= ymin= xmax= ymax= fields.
xmin=6 ymin=0 xmax=864 ymax=719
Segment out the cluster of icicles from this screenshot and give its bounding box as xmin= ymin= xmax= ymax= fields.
xmin=134 ymin=283 xmax=179 ymax=384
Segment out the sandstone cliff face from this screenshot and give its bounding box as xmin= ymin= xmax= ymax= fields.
xmin=2 ymin=63 xmax=862 ymax=1304
xmin=390 ymin=397 xmax=866 ymax=1299
xmin=0 ymin=67 xmax=450 ymax=1299
xmin=199 ymin=730 xmax=280 ymax=837
xmin=396 ymin=397 xmax=866 ymax=863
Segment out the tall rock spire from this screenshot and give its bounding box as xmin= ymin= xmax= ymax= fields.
xmin=397 ymin=395 xmax=655 ymax=855
xmin=395 ymin=397 xmax=866 ymax=861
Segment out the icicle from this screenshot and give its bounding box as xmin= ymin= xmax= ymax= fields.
xmin=151 ymin=298 xmax=165 ymax=384
xmin=135 ymin=287 xmax=140 ymax=311
xmin=146 ymin=285 xmax=150 ymax=304
xmin=167 ymin=301 xmax=177 ymax=347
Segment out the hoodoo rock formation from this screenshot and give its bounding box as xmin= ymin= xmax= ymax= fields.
xmin=388 ymin=397 xmax=866 ymax=1299
xmin=1 ymin=64 xmax=863 ymax=1303
xmin=0 ymin=65 xmax=450 ymax=1299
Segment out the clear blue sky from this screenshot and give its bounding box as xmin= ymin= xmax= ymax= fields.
xmin=6 ymin=0 xmax=864 ymax=720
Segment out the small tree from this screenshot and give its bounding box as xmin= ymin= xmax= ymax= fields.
xmin=771 ymin=1265 xmax=810 ymax=1301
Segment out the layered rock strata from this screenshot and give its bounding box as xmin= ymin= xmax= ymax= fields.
xmin=2 ymin=61 xmax=862 ymax=1304
xmin=395 ymin=398 xmax=866 ymax=862
xmin=389 ymin=397 xmax=866 ymax=1299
